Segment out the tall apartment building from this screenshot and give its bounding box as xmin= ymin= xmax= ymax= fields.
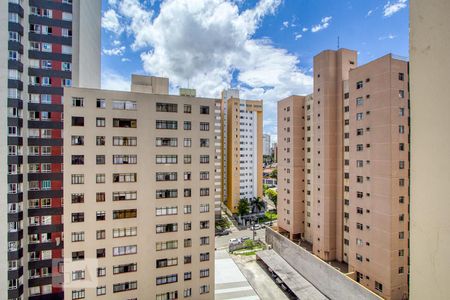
xmin=277 ymin=50 xmax=409 ymax=299
xmin=221 ymin=89 xmax=263 ymax=214
xmin=277 ymin=96 xmax=306 ymax=240
xmin=0 ymin=1 xmax=100 ymax=299
xmin=410 ymin=0 xmax=450 ymax=298
xmin=63 ymin=76 xmax=218 ymax=300
xmin=262 ymin=134 xmax=271 ymax=156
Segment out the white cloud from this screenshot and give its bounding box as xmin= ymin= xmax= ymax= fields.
xmin=294 ymin=33 xmax=302 ymax=40
xmin=378 ymin=34 xmax=397 ymax=40
xmin=367 ymin=10 xmax=373 ymax=16
xmin=107 ymin=0 xmax=311 ymax=136
xmin=302 ymin=27 xmax=308 ymax=32
xmin=121 ymin=58 xmax=131 ymax=62
xmin=282 ymin=21 xmax=289 ymax=28
xmin=101 ymin=69 xmax=130 ymax=91
xmin=101 ymin=9 xmax=123 ymax=34
xmin=112 ymin=40 xmax=121 ymax=46
xmin=311 ymin=16 xmax=332 ymax=33
xmin=102 ymin=46 xmax=126 ymax=56
xmin=383 ymin=0 xmax=407 ymax=17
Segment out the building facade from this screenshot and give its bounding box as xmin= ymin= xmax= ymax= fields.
xmin=221 ymin=90 xmax=263 ymax=214
xmin=0 ymin=1 xmax=100 ymax=299
xmin=63 ymin=76 xmax=218 ymax=300
xmin=262 ymin=134 xmax=271 ymax=156
xmin=410 ymin=0 xmax=450 ymax=298
xmin=276 ymin=49 xmax=410 ymax=299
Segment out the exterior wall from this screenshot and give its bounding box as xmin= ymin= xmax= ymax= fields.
xmin=130 ymin=75 xmax=169 ymax=95
xmin=277 ymin=96 xmax=306 ymax=239
xmin=263 ymin=134 xmax=271 ymax=156
xmin=63 ymin=87 xmax=216 ymax=300
xmin=223 ymin=95 xmax=263 ymax=214
xmin=265 ymin=227 xmax=382 ymax=300
xmin=347 ymin=55 xmax=409 ymax=300
xmin=312 ymin=49 xmax=357 ymax=262
xmin=304 ymin=95 xmax=314 ymax=243
xmin=410 ymin=0 xmax=450 ymax=298
xmin=1 ymin=1 xmax=100 ymax=299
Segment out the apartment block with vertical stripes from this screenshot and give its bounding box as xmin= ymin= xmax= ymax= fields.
xmin=0 ymin=0 xmax=101 ymax=299
xmin=277 ymin=49 xmax=409 ymax=300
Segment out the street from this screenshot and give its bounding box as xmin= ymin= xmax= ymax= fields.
xmin=215 ymin=226 xmax=266 ymax=250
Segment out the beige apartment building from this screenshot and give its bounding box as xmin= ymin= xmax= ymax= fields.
xmin=63 ymin=76 xmax=218 ymax=300
xmin=277 ymin=96 xmax=306 ymax=240
xmin=221 ymin=90 xmax=263 ymax=214
xmin=277 ymin=49 xmax=409 ymax=299
xmin=410 ymin=0 xmax=450 ymax=299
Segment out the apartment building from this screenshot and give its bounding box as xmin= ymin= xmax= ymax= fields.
xmin=410 ymin=0 xmax=450 ymax=298
xmin=0 ymin=1 xmax=100 ymax=299
xmin=277 ymin=49 xmax=409 ymax=299
xmin=63 ymin=76 xmax=218 ymax=300
xmin=221 ymin=89 xmax=263 ymax=214
xmin=262 ymin=134 xmax=271 ymax=156
xmin=277 ymin=96 xmax=306 ymax=240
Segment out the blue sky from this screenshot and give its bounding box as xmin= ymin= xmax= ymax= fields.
xmin=101 ymin=0 xmax=409 ymax=141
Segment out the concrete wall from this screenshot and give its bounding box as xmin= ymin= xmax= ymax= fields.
xmin=265 ymin=227 xmax=382 ymax=300
xmin=410 ymin=0 xmax=450 ymax=298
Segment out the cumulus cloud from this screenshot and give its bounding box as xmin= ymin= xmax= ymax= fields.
xmin=294 ymin=33 xmax=302 ymax=40
xmin=311 ymin=16 xmax=332 ymax=33
xmin=302 ymin=27 xmax=308 ymax=32
xmin=101 ymin=9 xmax=123 ymax=34
xmin=282 ymin=21 xmax=289 ymax=28
xmin=112 ymin=40 xmax=121 ymax=46
xmin=383 ymin=0 xmax=407 ymax=17
xmin=102 ymin=46 xmax=126 ymax=56
xmin=104 ymin=0 xmax=312 ymax=136
xmin=102 ymin=69 xmax=131 ymax=91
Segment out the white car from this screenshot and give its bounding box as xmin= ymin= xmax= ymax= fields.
xmin=251 ymin=224 xmax=263 ymax=230
xmin=229 ymin=238 xmax=240 ymax=244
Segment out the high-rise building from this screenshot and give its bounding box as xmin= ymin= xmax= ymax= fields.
xmin=63 ymin=76 xmax=218 ymax=300
xmin=277 ymin=49 xmax=409 ymax=299
xmin=0 ymin=1 xmax=101 ymax=299
xmin=262 ymin=134 xmax=271 ymax=156
xmin=410 ymin=0 xmax=450 ymax=298
xmin=221 ymin=89 xmax=263 ymax=214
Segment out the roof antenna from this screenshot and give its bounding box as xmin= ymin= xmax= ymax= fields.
xmin=337 ymin=36 xmax=340 ymax=49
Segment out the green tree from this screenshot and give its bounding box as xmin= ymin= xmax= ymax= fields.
xmin=251 ymin=197 xmax=265 ymax=213
xmin=237 ymin=198 xmax=250 ymax=216
xmin=265 ymin=188 xmax=277 ymax=208
xmin=269 ymin=168 xmax=278 ymax=179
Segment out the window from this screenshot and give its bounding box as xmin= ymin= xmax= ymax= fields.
xmin=157 ymin=291 xmax=178 ymax=300
xmin=356 ymin=144 xmax=364 ymax=151
xmin=113 ymin=281 xmax=137 ymax=293
xmin=200 ymin=155 xmax=210 ymax=164
xmin=96 ymin=211 xmax=106 ymax=221
xmin=71 ymin=193 xmax=84 ymax=204
xmin=200 ymin=285 xmax=210 ymax=294
xmin=96 ymin=99 xmax=106 ymax=108
xmin=399 ymin=90 xmax=405 ymax=98
xmin=184 ymin=155 xmax=192 ymax=164
xmin=113 ymin=136 xmax=137 ymax=146
xmin=184 ymin=104 xmax=192 ymax=113
xmin=113 ymin=209 xmax=137 ymax=219
xmin=184 ymin=189 xmax=192 ymax=197
xmin=96 ymin=174 xmax=106 ymax=184
xmin=96 ymin=136 xmax=106 ymax=146
xmin=184 ymin=205 xmax=192 ymax=214
xmin=156 ymin=274 xmax=178 ymax=285
xmin=399 ymin=231 xmax=405 ymax=239
xmin=356 ymin=81 xmax=363 ymax=89
xmin=156 ymin=172 xmax=177 ymax=181
xmin=71 ymin=232 xmax=85 ymax=242
xmin=112 ymin=173 xmax=137 ymax=183
xmin=200 ymin=236 xmax=210 ymax=245
xmin=200 ymin=138 xmax=209 ymax=147
xmin=113 ymin=191 xmax=137 ymax=201
xmin=71 ymin=174 xmax=84 ymax=184
xmin=184 ymin=256 xmax=192 ymax=264
xmin=200 ymin=269 xmax=210 ymax=278
xmin=200 ymin=122 xmax=209 ymax=131
xmin=111 ymin=100 xmax=137 ymax=110
xmin=200 ymin=171 xmax=209 ymax=180
xmin=200 ymin=188 xmax=210 ymax=196
xmin=375 ymin=281 xmax=383 ymax=292
xmin=156 ymin=207 xmax=178 ymax=216
xmin=96 ymin=192 xmax=106 ymax=202
xmin=97 ymin=267 xmax=106 ymax=277
xmin=184 ymin=121 xmax=191 ymax=130
xmin=97 ymin=248 xmax=106 ymax=258
xmin=156 ymin=189 xmax=178 ymax=199
xmin=96 ymin=230 xmax=105 ymax=240
xmin=184 ymin=272 xmax=192 ymax=281
xmin=184 ymin=238 xmax=192 ymax=248
xmin=72 ymin=289 xmax=85 ymax=300
xmin=156 ymin=223 xmax=178 ymax=233
xmin=72 ymin=251 xmax=84 ymax=261
xmin=399 ymin=161 xmax=405 ymax=169
xmin=156 ymin=137 xmax=178 ymax=147
xmin=156 ymin=240 xmax=178 ymax=251
xmin=71 ymin=135 xmax=84 ymax=146
xmin=113 ymin=154 xmax=137 ymax=164
xmin=96 ymin=155 xmax=106 ymax=165
xmin=156 ymin=120 xmax=177 ymax=129
xmin=184 ymin=138 xmax=192 ymax=147
xmin=399 ymin=73 xmax=404 ymax=81
xmin=356 ymin=253 xmax=363 ymax=262
xmin=200 ymin=106 xmax=210 ymax=114
xmin=156 ymin=103 xmax=177 ymax=112
xmin=200 ymin=204 xmax=210 ymax=213
xmin=200 ymin=252 xmax=210 ymax=261
xmin=113 ymin=118 xmax=137 ymax=128
xmin=96 ymin=286 xmax=106 ymax=296
xmin=399 ymin=143 xmax=405 ymax=151
xmin=71 ymin=155 xmax=84 ymax=165
xmin=71 ymin=116 xmax=84 ymax=126
xmin=356 ymin=222 xmax=363 ymax=230
xmin=356 ymin=113 xmax=363 ymax=120
xmin=156 ymin=155 xmax=177 ymax=164
xmin=71 ymin=213 xmax=84 ymax=223
xmin=113 ymin=227 xmax=137 ymax=238
xmin=184 ymin=222 xmax=192 ymax=231
xmin=113 ymin=263 xmax=137 ymax=274
xmin=399 ymin=107 xmax=405 ymax=116
xmin=96 ymin=118 xmax=105 ymax=127
xmin=399 ymin=125 xmax=405 ymax=134
xmin=399 ymin=249 xmax=405 ymax=257
xmin=113 ymin=245 xmax=137 ymax=256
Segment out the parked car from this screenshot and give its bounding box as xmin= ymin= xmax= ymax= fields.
xmin=251 ymin=224 xmax=263 ymax=230
xmin=229 ymin=238 xmax=240 ymax=245
xmin=240 ymin=237 xmax=251 ymax=242
xmin=215 ymin=229 xmax=231 ymax=236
